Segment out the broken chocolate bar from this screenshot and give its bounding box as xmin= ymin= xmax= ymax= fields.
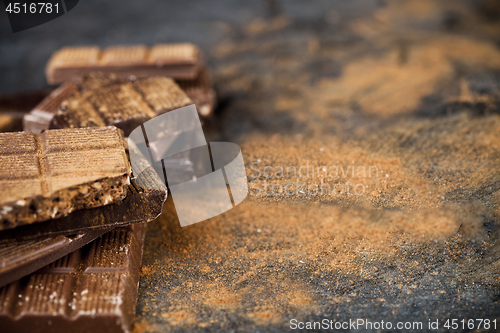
xmin=0 ymin=168 xmax=167 ymax=240
xmin=176 ymin=68 xmax=217 ymax=118
xmin=0 ymin=158 xmax=166 ymax=287
xmin=0 ymin=228 xmax=109 ymax=288
xmin=0 ymin=126 xmax=130 ymax=230
xmin=24 ymin=73 xmax=193 ymax=136
xmin=46 ymin=43 xmax=203 ymax=84
xmin=0 ymin=223 xmax=147 ymax=333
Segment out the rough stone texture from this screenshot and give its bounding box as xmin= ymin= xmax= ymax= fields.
xmin=1 ymin=0 xmax=499 ymax=332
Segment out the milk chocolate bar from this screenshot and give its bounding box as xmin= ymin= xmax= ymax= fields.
xmin=0 ymin=229 xmax=109 ymax=288
xmin=177 ymin=68 xmax=217 ymax=118
xmin=0 ymin=223 xmax=147 ymax=333
xmin=0 ymin=163 xmax=166 ymax=287
xmin=46 ymin=43 xmax=203 ymax=84
xmin=24 ymin=73 xmax=193 ymax=136
xmin=0 ymin=168 xmax=167 ymax=240
xmin=0 ymin=127 xmax=130 ymax=230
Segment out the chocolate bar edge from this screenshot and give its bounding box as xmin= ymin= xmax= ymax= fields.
xmin=0 ymin=228 xmax=110 ymax=288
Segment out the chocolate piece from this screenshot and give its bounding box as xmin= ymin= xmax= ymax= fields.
xmin=0 ymin=170 xmax=167 ymax=240
xmin=176 ymin=68 xmax=217 ymax=118
xmin=46 ymin=44 xmax=203 ymax=84
xmin=24 ymin=73 xmax=193 ymax=136
xmin=0 ymin=127 xmax=130 ymax=230
xmin=0 ymin=228 xmax=109 ymax=288
xmin=0 ymin=158 xmax=165 ymax=287
xmin=0 ymin=89 xmax=52 ymax=133
xmin=0 ymin=223 xmax=147 ymax=333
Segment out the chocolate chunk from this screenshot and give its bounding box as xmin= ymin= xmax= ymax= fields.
xmin=46 ymin=44 xmax=203 ymax=84
xmin=0 ymin=223 xmax=147 ymax=333
xmin=176 ymin=68 xmax=217 ymax=118
xmin=0 ymin=171 xmax=167 ymax=241
xmin=24 ymin=73 xmax=193 ymax=136
xmin=0 ymin=229 xmax=110 ymax=288
xmin=0 ymin=127 xmax=131 ymax=230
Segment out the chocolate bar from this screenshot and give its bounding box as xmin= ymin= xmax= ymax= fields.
xmin=0 ymin=229 xmax=109 ymax=288
xmin=0 ymin=89 xmax=52 ymax=132
xmin=0 ymin=127 xmax=130 ymax=230
xmin=24 ymin=73 xmax=193 ymax=136
xmin=46 ymin=43 xmax=203 ymax=84
xmin=176 ymin=68 xmax=217 ymax=118
xmin=0 ymin=168 xmax=167 ymax=240
xmin=0 ymin=160 xmax=166 ymax=287
xmin=0 ymin=223 xmax=146 ymax=333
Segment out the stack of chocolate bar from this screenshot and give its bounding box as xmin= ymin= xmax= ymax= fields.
xmin=0 ymin=43 xmax=216 ymax=332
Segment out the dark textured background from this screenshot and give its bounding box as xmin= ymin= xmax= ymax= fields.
xmin=0 ymin=0 xmax=380 ymax=94
xmin=1 ymin=1 xmax=500 ymax=332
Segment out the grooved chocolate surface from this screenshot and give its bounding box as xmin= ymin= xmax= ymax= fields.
xmin=0 ymin=127 xmax=130 ymax=230
xmin=0 ymin=223 xmax=147 ymax=333
xmin=46 ymin=44 xmax=203 ymax=84
xmin=0 ymin=229 xmax=109 ymax=288
xmin=24 ymin=73 xmax=193 ymax=136
xmin=0 ymin=162 xmax=166 ymax=288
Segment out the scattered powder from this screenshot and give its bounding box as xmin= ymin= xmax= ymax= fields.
xmin=133 ymin=1 xmax=500 ymax=331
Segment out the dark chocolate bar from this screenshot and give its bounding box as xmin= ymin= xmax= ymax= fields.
xmin=46 ymin=44 xmax=203 ymax=84
xmin=0 ymin=223 xmax=147 ymax=333
xmin=0 ymin=127 xmax=130 ymax=230
xmin=0 ymin=228 xmax=109 ymax=288
xmin=24 ymin=73 xmax=193 ymax=136
xmin=176 ymin=68 xmax=217 ymax=118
